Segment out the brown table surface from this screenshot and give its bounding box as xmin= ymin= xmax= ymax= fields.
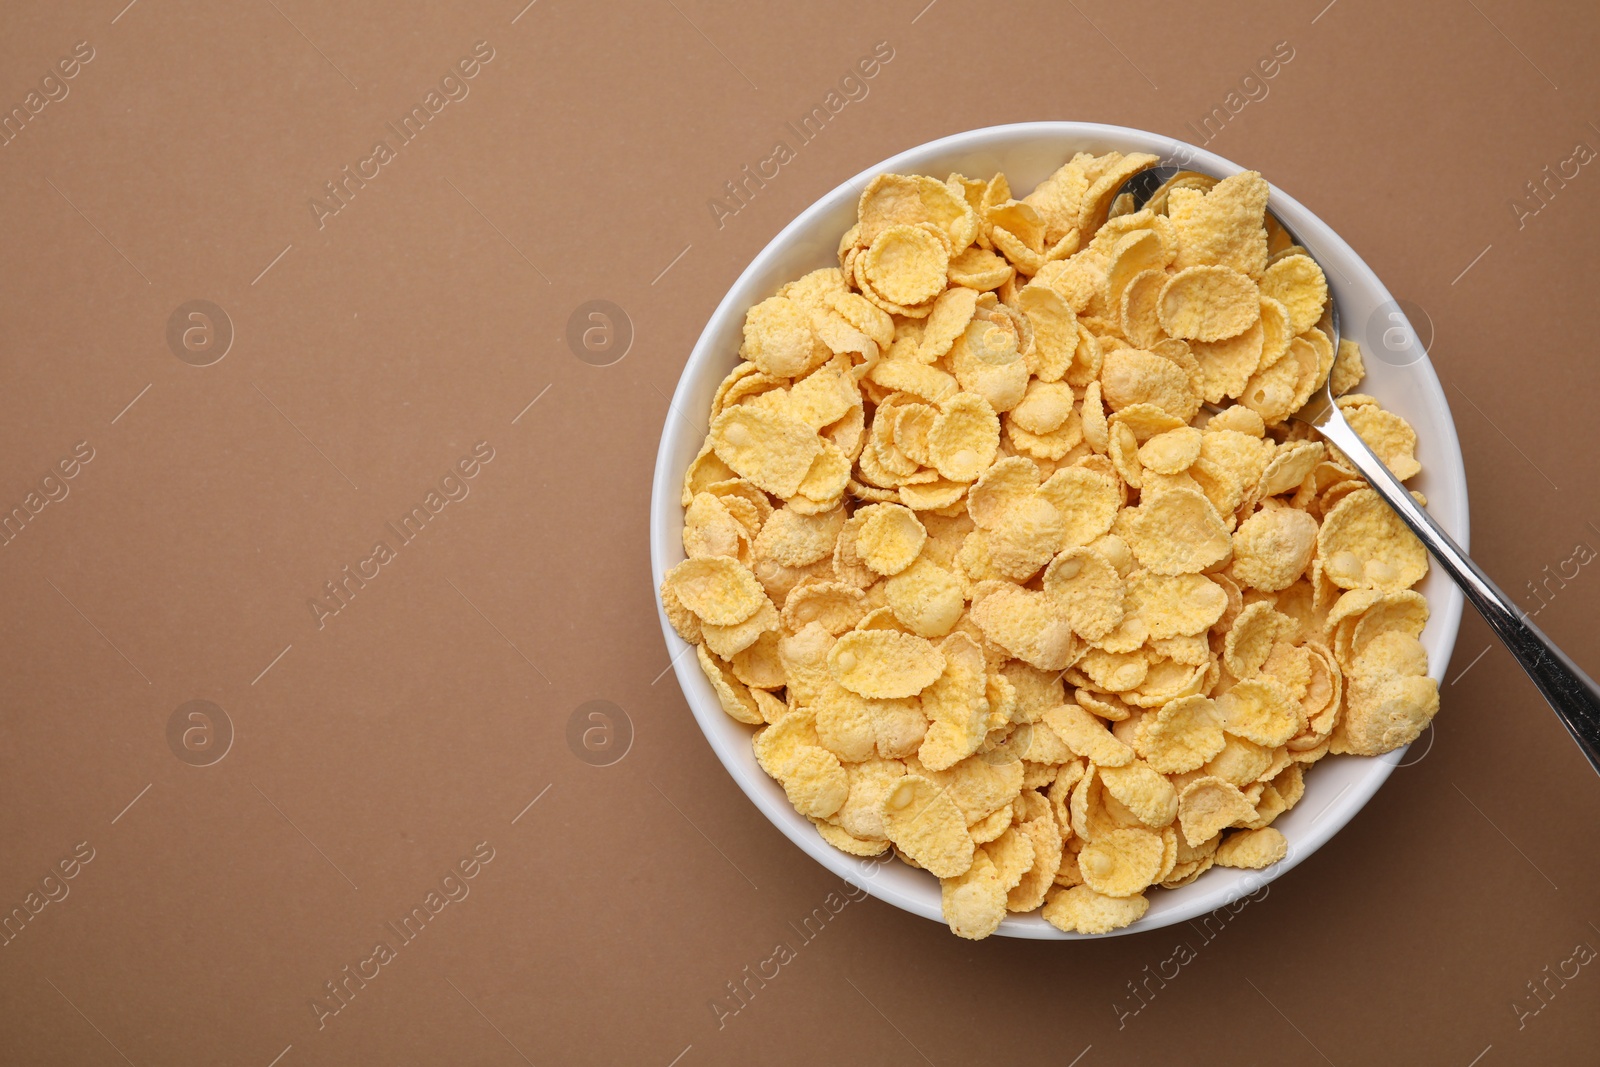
xmin=3 ymin=1 xmax=1599 ymax=1063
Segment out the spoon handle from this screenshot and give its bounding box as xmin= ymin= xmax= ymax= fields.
xmin=1311 ymin=407 xmax=1600 ymax=775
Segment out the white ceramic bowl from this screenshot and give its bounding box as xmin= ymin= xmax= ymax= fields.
xmin=650 ymin=122 xmax=1467 ymax=938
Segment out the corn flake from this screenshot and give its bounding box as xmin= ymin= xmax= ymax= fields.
xmin=829 ymin=628 xmax=945 ymax=698
xmin=881 ymin=774 xmax=975 ymax=878
xmin=1158 ymin=266 xmax=1261 ymax=342
xmin=1259 ymin=253 xmax=1328 ymax=335
xmin=1042 ymin=885 xmax=1150 ymax=934
xmin=665 ymin=556 xmax=768 ymax=626
xmin=1120 ymin=488 xmax=1231 ymax=574
xmin=1136 ymin=694 xmax=1225 ymax=773
xmin=1178 ymin=776 xmax=1256 ymax=846
xmin=1215 ymin=826 xmax=1288 ymax=869
xmin=1318 ymin=488 xmax=1428 ymax=592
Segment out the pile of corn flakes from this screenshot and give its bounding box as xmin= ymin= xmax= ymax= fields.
xmin=662 ymin=152 xmax=1439 ymax=938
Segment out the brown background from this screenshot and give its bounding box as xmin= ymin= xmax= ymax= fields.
xmin=2 ymin=0 xmax=1598 ymax=1063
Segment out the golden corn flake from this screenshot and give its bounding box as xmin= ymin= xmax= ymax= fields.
xmin=1100 ymin=348 xmax=1202 ymax=423
xmin=1104 ymin=230 xmax=1173 ymax=316
xmin=948 ymin=245 xmax=1014 ymax=290
xmin=971 ymin=805 xmax=1016 ymax=846
xmin=1077 ymin=646 xmax=1150 ymax=693
xmin=941 ymin=851 xmax=1008 ymax=939
xmin=814 ymin=819 xmax=890 ymax=857
xmin=1202 ymin=734 xmax=1274 ymax=787
xmin=1331 ymin=337 xmax=1365 ymax=396
xmin=1098 ymin=761 xmax=1179 ymax=828
xmin=1009 ymin=380 xmax=1077 ymax=435
xmin=919 ymin=285 xmax=980 ymax=362
xmin=1257 ymin=439 xmax=1323 ymax=497
xmin=697 ymin=643 xmax=764 ymax=724
xmin=1158 ymin=265 xmax=1261 ymax=342
xmin=854 ymin=503 xmax=927 ymax=576
xmin=665 ymin=556 xmax=768 ymax=626
xmin=1259 ymin=253 xmax=1328 ymax=335
xmin=1344 ymin=404 xmax=1422 ymax=481
xmin=1044 ymin=703 xmax=1134 ymax=767
xmin=969 ymin=582 xmax=1081 ymax=671
xmin=881 ymin=774 xmax=975 ymax=878
xmin=918 ymin=632 xmax=989 ymax=769
xmin=1217 ymin=678 xmax=1301 ymax=747
xmin=1006 ymin=807 xmax=1065 ymax=912
xmin=781 ymin=579 xmax=866 ymax=635
xmin=1318 ymin=488 xmax=1429 ymax=592
xmin=1238 ymin=348 xmax=1304 ymax=425
xmin=1349 ymin=589 xmax=1429 ymax=666
xmin=701 ymin=597 xmax=777 ymax=659
xmin=661 ymin=582 xmax=704 ymax=645
xmin=1231 ymin=507 xmax=1318 ymax=591
xmin=883 ymin=558 xmax=966 ymax=638
xmin=730 ymin=631 xmax=785 ymax=691
xmin=1120 ymin=488 xmax=1231 ymax=574
xmin=1077 ymin=151 xmax=1161 ymax=235
xmin=710 ymin=404 xmax=823 ymax=499
xmin=1178 ymin=776 xmax=1256 ymax=846
xmin=1126 ymin=572 xmax=1226 ymax=639
xmin=829 ymin=628 xmax=945 ymax=699
xmin=1016 ymin=284 xmax=1080 ymax=382
xmin=755 ymin=505 xmax=844 ymax=567
xmin=1111 ymin=403 xmax=1186 ymax=443
xmin=1168 ymin=171 xmax=1270 ymax=276
xmin=1079 ymin=827 xmax=1164 ymax=897
xmin=811 ymin=684 xmax=879 ymax=762
xmin=863 ymin=224 xmax=950 ymax=307
xmin=1138 ymin=427 xmax=1203 ymax=474
xmin=1215 ymin=826 xmax=1288 ymax=869
xmin=1224 ymin=601 xmax=1299 ymax=678
xmin=1043 ymin=547 xmax=1126 ymax=640
xmin=681 ymin=491 xmax=749 ymax=562
xmin=1335 ymin=631 xmax=1439 ymax=755
xmin=1136 ymin=694 xmax=1225 ymax=773
xmin=1119 ymin=268 xmax=1168 ymax=349
xmin=914 ymin=752 xmax=1026 ymax=825
xmin=1042 ymin=884 xmax=1149 ymax=934
xmin=858 ymin=172 xmax=978 ymax=248
xmin=743 ymin=296 xmax=829 ymax=378
xmin=928 ymin=392 xmax=1001 ymax=481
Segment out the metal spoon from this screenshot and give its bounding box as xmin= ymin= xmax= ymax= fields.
xmin=1114 ymin=164 xmax=1600 ymax=775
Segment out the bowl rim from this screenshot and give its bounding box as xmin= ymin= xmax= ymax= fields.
xmin=649 ymin=121 xmax=1468 ymax=939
